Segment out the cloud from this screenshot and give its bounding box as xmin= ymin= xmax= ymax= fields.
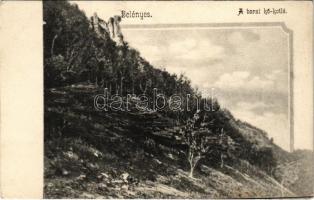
xmin=265 ymin=70 xmax=283 ymax=80
xmin=73 ymin=4 xmax=303 ymax=150
xmin=135 ymin=44 xmax=161 ymax=63
xmin=129 ymin=36 xmax=225 ymax=64
xmin=168 ymin=38 xmax=197 ymax=55
xmin=231 ymin=101 xmax=290 ymax=151
xmin=227 ymin=30 xmax=260 ymax=46
xmin=235 ymin=101 xmax=271 ymax=111
xmin=213 ymin=71 xmax=276 ymax=91
xmin=168 ymin=38 xmax=225 ymax=61
xmin=123 ymin=28 xmax=292 ymax=150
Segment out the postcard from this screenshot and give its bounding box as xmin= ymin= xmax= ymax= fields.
xmin=0 ymin=1 xmax=313 ymax=198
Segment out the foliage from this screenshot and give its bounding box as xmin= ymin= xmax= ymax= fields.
xmin=43 ymin=1 xmax=198 ymax=111
xmin=250 ymin=146 xmax=277 ymax=174
xmin=44 ymin=1 xmax=280 ymax=179
xmin=180 ymin=111 xmax=212 ymax=177
xmin=180 ymin=109 xmax=235 ymax=177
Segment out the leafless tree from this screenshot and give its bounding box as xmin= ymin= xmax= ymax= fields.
xmin=181 ymin=111 xmax=214 ymax=178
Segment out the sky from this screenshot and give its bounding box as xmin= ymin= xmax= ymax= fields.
xmin=123 ymin=28 xmax=291 ymax=151
xmin=71 ymin=1 xmax=312 ymax=151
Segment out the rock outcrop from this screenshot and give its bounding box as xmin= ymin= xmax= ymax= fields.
xmin=90 ymin=13 xmax=124 ymax=46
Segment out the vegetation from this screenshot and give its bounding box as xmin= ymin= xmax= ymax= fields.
xmin=44 ymin=1 xmax=195 ymax=99
xmin=44 ymin=1 xmax=313 ymax=198
xmin=44 ymin=0 xmax=279 ymax=177
xmin=180 ymin=109 xmax=237 ymax=177
xmin=180 ymin=111 xmax=213 ymax=177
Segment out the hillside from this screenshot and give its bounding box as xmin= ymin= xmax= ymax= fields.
xmin=44 ymin=1 xmax=313 ymax=198
xmin=45 ymin=85 xmax=296 ymax=198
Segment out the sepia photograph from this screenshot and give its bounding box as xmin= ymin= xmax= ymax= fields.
xmin=42 ymin=1 xmax=314 ymax=198
xmin=1 ymin=0 xmax=312 ymax=199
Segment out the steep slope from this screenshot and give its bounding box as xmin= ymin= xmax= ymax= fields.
xmin=44 ymin=1 xmax=313 ymax=198
xmin=274 ymin=150 xmax=314 ymax=196
xmin=44 ymin=85 xmax=296 ymax=198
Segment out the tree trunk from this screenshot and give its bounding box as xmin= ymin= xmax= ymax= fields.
xmin=116 ymin=82 xmax=119 ymax=95
xmin=143 ymin=82 xmax=147 ymax=94
xmin=51 ymin=34 xmax=58 ymax=56
xmin=120 ymin=77 xmax=124 ymax=96
xmin=139 ymin=81 xmax=148 ymax=94
xmin=95 ymin=76 xmax=98 ymax=87
xmin=188 ymin=150 xmax=194 ymax=178
xmin=189 ymin=166 xmax=194 ymax=178
xmin=187 ymin=152 xmax=203 ymax=178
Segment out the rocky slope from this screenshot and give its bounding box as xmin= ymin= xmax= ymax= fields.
xmin=43 ymin=1 xmax=313 ymax=198
xmin=44 ymin=84 xmax=311 ymax=198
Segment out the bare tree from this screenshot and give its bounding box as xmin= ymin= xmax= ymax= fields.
xmin=181 ymin=111 xmax=214 ymax=178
